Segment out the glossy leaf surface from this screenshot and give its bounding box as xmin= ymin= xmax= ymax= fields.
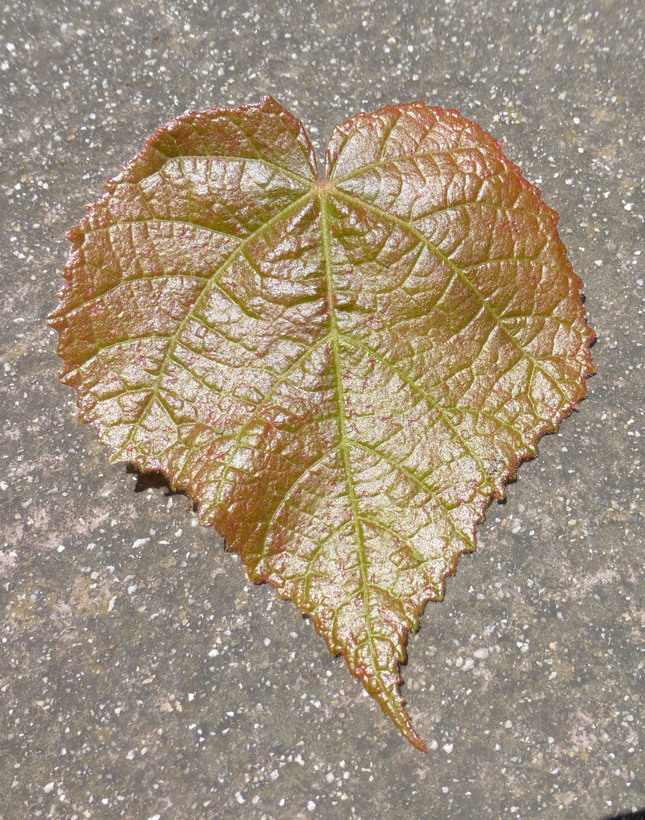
xmin=49 ymin=97 xmax=594 ymax=750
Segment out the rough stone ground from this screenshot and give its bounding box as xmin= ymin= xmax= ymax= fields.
xmin=0 ymin=1 xmax=643 ymax=818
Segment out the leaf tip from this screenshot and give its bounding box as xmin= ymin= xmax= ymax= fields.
xmin=407 ymin=726 xmax=429 ymax=754
xmin=365 ymin=667 xmax=428 ymax=752
xmin=386 ymin=701 xmax=428 ymax=752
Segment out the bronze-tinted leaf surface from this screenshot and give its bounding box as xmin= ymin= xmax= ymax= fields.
xmin=49 ymin=97 xmax=594 ymax=750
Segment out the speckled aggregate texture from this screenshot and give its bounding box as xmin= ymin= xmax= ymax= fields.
xmin=0 ymin=0 xmax=642 ymax=818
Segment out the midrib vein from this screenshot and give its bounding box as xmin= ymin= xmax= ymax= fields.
xmin=319 ymin=192 xmax=379 ymax=669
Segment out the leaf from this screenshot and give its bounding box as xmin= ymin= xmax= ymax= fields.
xmin=49 ymin=97 xmax=594 ymax=751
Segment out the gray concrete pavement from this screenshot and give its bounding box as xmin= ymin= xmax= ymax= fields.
xmin=0 ymin=1 xmax=643 ymax=818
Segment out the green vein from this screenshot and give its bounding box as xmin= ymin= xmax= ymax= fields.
xmin=443 ymin=403 xmax=535 ymax=454
xmin=94 ymin=385 xmax=152 ymax=404
xmin=109 ymin=216 xmax=241 ymax=240
xmin=256 ymin=449 xmax=335 ymax=560
xmin=319 ymin=189 xmax=420 ymax=746
xmin=228 ymin=112 xmax=317 ymax=184
xmin=410 ymin=200 xmax=549 ymax=226
xmin=157 ymin=150 xmax=315 ymax=188
xmin=319 ymin=191 xmax=371 ymax=613
xmin=331 ymin=145 xmax=489 ymax=184
xmin=346 ymin=439 xmax=476 ymax=551
xmin=337 ymin=332 xmax=491 ymax=489
xmin=70 ymin=333 xmax=174 ymax=371
xmin=201 ymin=333 xmax=333 ymax=517
xmin=321 ymin=189 xmax=375 ymax=662
xmin=113 ymin=189 xmax=315 ymax=461
xmin=358 ymin=515 xmax=429 ymax=567
xmin=300 ymin=525 xmax=340 ymax=604
xmin=331 ymin=188 xmax=571 ymax=406
xmin=63 ymin=272 xmax=211 ymax=320
xmin=180 ymin=314 xmax=257 ymax=353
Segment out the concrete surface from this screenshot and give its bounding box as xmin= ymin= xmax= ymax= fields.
xmin=0 ymin=0 xmax=643 ymax=818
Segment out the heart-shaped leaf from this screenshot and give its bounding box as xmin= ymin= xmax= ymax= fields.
xmin=49 ymin=97 xmax=594 ymax=750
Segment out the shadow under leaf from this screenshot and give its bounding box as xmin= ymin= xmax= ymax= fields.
xmin=125 ymin=464 xmax=197 ymax=511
